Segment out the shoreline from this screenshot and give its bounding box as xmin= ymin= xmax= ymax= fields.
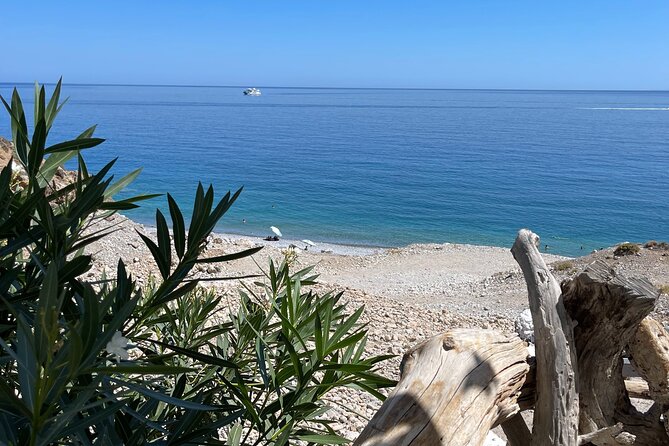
xmin=208 ymin=231 xmax=575 ymax=259
xmin=138 ymin=218 xmax=574 ymax=260
xmin=91 ymin=214 xmax=669 ymax=321
xmin=210 ymin=231 xmax=387 ymax=257
xmin=126 ymin=213 xmax=608 ymax=258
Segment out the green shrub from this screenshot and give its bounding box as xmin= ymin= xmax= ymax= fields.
xmin=554 ymin=260 xmax=575 ymax=272
xmin=644 ymin=240 xmax=669 ymax=250
xmin=613 ymin=242 xmax=640 ymax=256
xmin=0 ymin=81 xmax=393 ymax=445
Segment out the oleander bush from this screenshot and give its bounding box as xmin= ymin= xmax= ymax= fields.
xmin=0 ymin=81 xmax=393 ymax=445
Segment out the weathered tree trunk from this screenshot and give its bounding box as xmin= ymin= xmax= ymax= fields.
xmin=561 ymin=260 xmax=668 ymax=444
xmin=353 ymin=329 xmax=529 ymax=446
xmin=511 ymin=229 xmax=579 ymax=445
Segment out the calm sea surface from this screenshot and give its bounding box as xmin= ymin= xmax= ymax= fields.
xmin=1 ymin=84 xmax=668 ymax=256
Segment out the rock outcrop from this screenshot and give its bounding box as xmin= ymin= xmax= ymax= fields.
xmin=0 ymin=136 xmax=77 ymax=192
xmin=0 ymin=136 xmax=13 ymax=168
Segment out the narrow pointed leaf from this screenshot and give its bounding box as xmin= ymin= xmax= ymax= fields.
xmin=167 ymin=194 xmax=186 ymax=258
xmin=197 ymin=246 xmax=262 ymax=264
xmin=110 ymin=378 xmax=220 ymax=411
xmin=45 ymin=78 xmax=64 ymax=129
xmin=156 ymin=210 xmax=171 ymax=273
xmin=137 ymin=231 xmax=170 ymax=279
xmin=45 ymin=137 xmax=104 ymax=154
xmin=103 ymin=167 xmax=142 ymax=199
xmin=150 ymin=339 xmax=237 ymax=369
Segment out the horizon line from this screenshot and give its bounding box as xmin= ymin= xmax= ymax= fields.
xmin=1 ymin=81 xmax=668 ymax=93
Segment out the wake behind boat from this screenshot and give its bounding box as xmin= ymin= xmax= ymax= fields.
xmin=243 ymin=87 xmax=261 ymax=96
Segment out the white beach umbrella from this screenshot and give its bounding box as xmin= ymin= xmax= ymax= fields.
xmin=270 ymin=226 xmax=282 ymax=237
xmin=302 ymin=239 xmax=315 ymax=247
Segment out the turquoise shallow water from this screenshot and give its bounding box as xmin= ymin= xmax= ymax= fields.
xmin=1 ymin=84 xmax=668 ymax=256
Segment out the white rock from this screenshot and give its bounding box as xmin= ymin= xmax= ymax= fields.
xmin=515 ymin=308 xmax=534 ymax=343
xmin=485 ymin=431 xmax=507 ymax=445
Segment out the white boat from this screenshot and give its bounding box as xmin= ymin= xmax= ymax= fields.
xmin=243 ymin=88 xmax=261 ymax=96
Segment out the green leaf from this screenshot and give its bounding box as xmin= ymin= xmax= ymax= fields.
xmin=1 ymin=90 xmax=30 ymax=165
xmin=98 ymin=201 xmax=140 ymax=211
xmin=59 ymin=255 xmax=92 ymax=282
xmin=0 ymin=377 xmax=31 ymax=418
xmin=45 ymin=137 xmax=104 ymax=154
xmin=103 ymin=167 xmax=142 ymax=199
xmin=34 ymin=81 xmax=42 ymax=125
xmin=14 ymin=315 xmax=38 ymax=411
xmin=156 ymin=209 xmax=172 ymax=274
xmin=39 ymin=151 xmax=76 ymax=186
xmin=99 ymin=193 xmax=162 ymax=211
xmin=90 ymin=365 xmax=196 ymax=375
xmin=137 ymin=231 xmax=170 ymax=279
xmin=319 ymin=363 xmax=371 ymax=372
xmin=256 ymin=337 xmax=269 ymax=389
xmin=326 ymin=306 xmax=365 ymax=355
xmin=29 ymin=118 xmax=47 ymax=177
xmin=326 ymin=330 xmax=367 ymax=356
xmin=77 ymin=152 xmax=89 ymax=180
xmin=314 ymin=313 xmax=324 ymax=359
xmin=150 ymin=339 xmax=238 ymax=369
xmin=77 ymin=124 xmax=97 ymax=139
xmin=35 ymin=264 xmax=61 ymax=364
xmin=226 ymin=422 xmax=242 ymax=446
xmin=197 ymin=246 xmax=262 ymax=264
xmin=167 ymin=194 xmax=186 ymax=259
xmin=110 ymin=378 xmax=220 ymax=411
xmin=295 ymin=434 xmax=349 ymax=444
xmin=55 ymin=401 xmax=125 ymax=438
xmin=151 ymin=281 xmax=199 ymax=308
xmin=45 ymin=78 xmax=65 ymax=130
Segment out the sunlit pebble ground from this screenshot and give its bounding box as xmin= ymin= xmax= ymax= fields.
xmin=84 ymin=214 xmax=669 ymax=443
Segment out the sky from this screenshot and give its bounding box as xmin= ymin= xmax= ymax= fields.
xmin=2 ymin=1 xmax=668 ymax=90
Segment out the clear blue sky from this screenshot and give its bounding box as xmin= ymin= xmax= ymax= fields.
xmin=2 ymin=1 xmax=668 ymax=90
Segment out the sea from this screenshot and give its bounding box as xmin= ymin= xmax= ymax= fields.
xmin=1 ymin=83 xmax=668 ymax=257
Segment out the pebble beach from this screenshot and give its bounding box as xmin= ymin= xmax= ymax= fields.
xmin=85 ymin=213 xmax=669 ymax=442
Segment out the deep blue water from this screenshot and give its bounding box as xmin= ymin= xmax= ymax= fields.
xmin=1 ymin=84 xmax=668 ymax=256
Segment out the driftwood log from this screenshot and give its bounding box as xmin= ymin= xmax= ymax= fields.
xmin=356 ymin=230 xmax=669 ymax=445
xmin=353 ymin=329 xmax=529 ymax=445
xmin=562 ymin=260 xmax=668 ymax=444
xmin=512 ymin=229 xmax=579 ymax=445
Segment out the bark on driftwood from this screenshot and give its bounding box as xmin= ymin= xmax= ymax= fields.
xmin=353 ymin=329 xmax=529 ymax=446
xmin=511 ymin=229 xmax=579 ymax=445
xmin=561 ymin=260 xmax=668 ymax=444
